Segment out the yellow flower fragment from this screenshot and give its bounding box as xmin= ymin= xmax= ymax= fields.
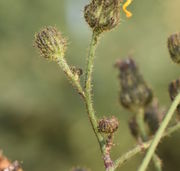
xmin=123 ymin=0 xmax=133 ymax=18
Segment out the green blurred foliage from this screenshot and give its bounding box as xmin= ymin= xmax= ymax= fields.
xmin=0 ymin=0 xmax=180 ymax=171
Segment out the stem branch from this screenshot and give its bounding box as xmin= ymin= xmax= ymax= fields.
xmin=113 ymin=122 xmax=180 ymax=170
xmin=136 ymin=109 xmax=162 ymax=171
xmin=138 ymin=93 xmax=180 ymax=171
xmin=57 ymin=57 xmax=85 ymax=98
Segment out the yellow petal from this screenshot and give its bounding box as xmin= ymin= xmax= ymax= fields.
xmin=123 ymin=0 xmax=133 ymax=18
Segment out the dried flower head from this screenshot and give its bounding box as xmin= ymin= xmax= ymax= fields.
xmin=34 ymin=26 xmax=67 ymax=61
xmin=84 ymin=0 xmax=121 ymax=33
xmin=98 ymin=116 xmax=119 ymax=134
xmin=169 ymin=78 xmax=180 ymax=115
xmin=168 ymin=32 xmax=180 ymax=64
xmin=115 ymin=58 xmax=153 ymax=112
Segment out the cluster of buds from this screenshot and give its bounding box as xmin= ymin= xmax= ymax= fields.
xmin=168 ymin=32 xmax=180 ymax=64
xmin=116 ymin=58 xmax=166 ymax=142
xmin=34 ymin=26 xmax=67 ymax=61
xmin=84 ymin=0 xmax=121 ymax=33
xmin=34 ymin=26 xmax=85 ymax=96
xmin=115 ymin=58 xmax=153 ymax=112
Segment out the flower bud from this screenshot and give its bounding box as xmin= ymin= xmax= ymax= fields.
xmin=115 ymin=58 xmax=153 ymax=111
xmin=128 ymin=116 xmax=139 ymax=139
xmin=84 ymin=0 xmax=121 ymax=33
xmin=70 ymin=66 xmax=83 ymax=80
xmin=169 ymin=78 xmax=180 ymax=115
xmin=98 ymin=116 xmax=119 ymax=134
xmin=34 ymin=26 xmax=67 ymax=61
xmin=168 ymin=32 xmax=180 ymax=64
xmin=144 ymin=99 xmax=165 ymax=134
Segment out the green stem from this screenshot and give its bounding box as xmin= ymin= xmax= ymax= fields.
xmin=114 ymin=141 xmax=150 ymax=170
xmin=84 ymin=31 xmax=106 ymax=153
xmin=136 ymin=108 xmax=148 ymax=140
xmin=113 ymin=122 xmax=180 ymax=170
xmin=152 ymin=154 xmax=162 ymax=171
xmin=138 ymin=92 xmax=180 ymax=171
xmin=136 ymin=109 xmax=162 ymax=171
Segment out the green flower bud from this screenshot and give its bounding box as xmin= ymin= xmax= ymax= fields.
xmin=169 ymin=78 xmax=180 ymax=115
xmin=84 ymin=0 xmax=121 ymax=33
xmin=98 ymin=116 xmax=119 ymax=134
xmin=115 ymin=58 xmax=153 ymax=112
xmin=34 ymin=26 xmax=67 ymax=61
xmin=168 ymin=32 xmax=180 ymax=64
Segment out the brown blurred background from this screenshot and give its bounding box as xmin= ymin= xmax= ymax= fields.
xmin=0 ymin=0 xmax=180 ymax=170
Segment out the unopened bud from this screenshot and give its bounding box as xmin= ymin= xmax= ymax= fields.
xmin=70 ymin=66 xmax=83 ymax=80
xmin=168 ymin=32 xmax=180 ymax=64
xmin=84 ymin=0 xmax=121 ymax=33
xmin=98 ymin=116 xmax=119 ymax=134
xmin=169 ymin=79 xmax=180 ymax=115
xmin=115 ymin=58 xmax=153 ymax=111
xmin=144 ymin=99 xmax=165 ymax=134
xmin=128 ymin=116 xmax=139 ymax=139
xmin=34 ymin=26 xmax=67 ymax=61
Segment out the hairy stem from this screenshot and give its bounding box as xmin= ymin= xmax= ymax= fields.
xmin=57 ymin=57 xmax=85 ymax=98
xmin=113 ymin=122 xmax=180 ymax=170
xmin=138 ymin=92 xmax=180 ymax=171
xmin=84 ymin=31 xmax=106 ymax=154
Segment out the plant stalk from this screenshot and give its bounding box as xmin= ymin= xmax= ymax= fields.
xmin=138 ymin=92 xmax=180 ymax=171
xmin=84 ymin=31 xmax=106 ymax=154
xmin=113 ymin=122 xmax=180 ymax=170
xmin=136 ymin=109 xmax=162 ymax=171
xmin=57 ymin=57 xmax=85 ymax=98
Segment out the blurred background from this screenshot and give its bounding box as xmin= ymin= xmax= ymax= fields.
xmin=0 ymin=0 xmax=180 ymax=170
